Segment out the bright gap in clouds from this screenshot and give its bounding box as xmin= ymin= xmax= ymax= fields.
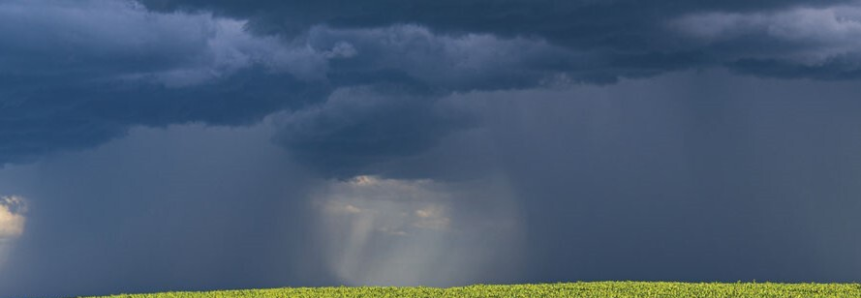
xmin=312 ymin=175 xmax=523 ymax=286
xmin=0 ymin=196 xmax=26 ymax=239
xmin=0 ymin=195 xmax=27 ymax=271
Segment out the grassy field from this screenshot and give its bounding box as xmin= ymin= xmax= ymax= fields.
xmin=83 ymin=282 xmax=861 ymax=298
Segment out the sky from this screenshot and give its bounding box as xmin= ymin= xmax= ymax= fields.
xmin=1 ymin=0 xmax=861 ymax=297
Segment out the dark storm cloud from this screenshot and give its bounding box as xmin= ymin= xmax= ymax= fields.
xmin=136 ymin=0 xmax=861 ymax=175
xmin=5 ymin=0 xmax=861 ymax=174
xmin=0 ymin=0 xmax=329 ymax=165
xmin=137 ymin=0 xmax=849 ymax=45
xmin=138 ymin=0 xmax=861 ymax=78
xmin=670 ymin=4 xmax=861 ymax=79
xmin=274 ymin=85 xmax=474 ymax=178
xmin=0 ymin=0 xmax=579 ymax=171
xmin=0 ymin=69 xmax=327 ymax=164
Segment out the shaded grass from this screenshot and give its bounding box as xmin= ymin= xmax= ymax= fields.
xmin=83 ymin=282 xmax=861 ymax=298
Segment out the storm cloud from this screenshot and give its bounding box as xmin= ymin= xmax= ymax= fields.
xmin=5 ymin=0 xmax=861 ymax=172
xmin=2 ymin=0 xmax=861 ymax=297
xmin=139 ymin=0 xmax=861 ymax=80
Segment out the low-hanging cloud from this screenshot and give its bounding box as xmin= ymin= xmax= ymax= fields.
xmin=0 ymin=0 xmax=592 ymax=171
xmin=671 ymin=3 xmax=861 ymax=79
xmin=272 ymin=85 xmax=475 ymax=177
xmin=7 ymin=0 xmax=861 ymax=174
xmin=0 ymin=0 xmax=331 ymax=165
xmin=138 ymin=0 xmax=861 ymax=81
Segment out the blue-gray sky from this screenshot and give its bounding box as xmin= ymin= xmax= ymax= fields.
xmin=1 ymin=1 xmax=861 ymax=297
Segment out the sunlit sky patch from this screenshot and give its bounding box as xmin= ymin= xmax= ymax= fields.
xmin=312 ymin=175 xmax=522 ymax=286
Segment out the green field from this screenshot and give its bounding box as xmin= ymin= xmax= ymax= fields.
xmin=84 ymin=282 xmax=861 ymax=298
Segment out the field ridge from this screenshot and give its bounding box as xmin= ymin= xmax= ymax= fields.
xmin=81 ymin=281 xmax=861 ymax=298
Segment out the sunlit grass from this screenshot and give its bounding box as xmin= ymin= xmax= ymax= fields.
xmin=83 ymin=282 xmax=861 ymax=298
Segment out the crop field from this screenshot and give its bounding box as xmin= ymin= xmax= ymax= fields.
xmin=84 ymin=282 xmax=861 ymax=298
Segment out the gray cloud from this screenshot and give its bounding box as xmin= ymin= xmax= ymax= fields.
xmin=137 ymin=0 xmax=852 ymax=45
xmin=273 ymin=85 xmax=474 ymax=178
xmin=0 ymin=1 xmax=590 ymax=171
xmin=138 ymin=0 xmax=861 ymax=80
xmin=671 ymin=4 xmax=861 ymax=78
xmin=6 ymin=0 xmax=861 ymax=174
xmin=0 ymin=0 xmax=332 ymax=165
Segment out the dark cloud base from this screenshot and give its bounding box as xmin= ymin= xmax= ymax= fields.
xmin=4 ymin=0 xmax=861 ymax=173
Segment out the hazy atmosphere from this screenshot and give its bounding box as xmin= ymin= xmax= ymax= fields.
xmin=1 ymin=1 xmax=861 ymax=297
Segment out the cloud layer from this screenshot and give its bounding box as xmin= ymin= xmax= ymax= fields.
xmin=672 ymin=3 xmax=861 ymax=79
xmin=139 ymin=0 xmax=861 ymax=80
xmin=6 ymin=0 xmax=861 ymax=173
